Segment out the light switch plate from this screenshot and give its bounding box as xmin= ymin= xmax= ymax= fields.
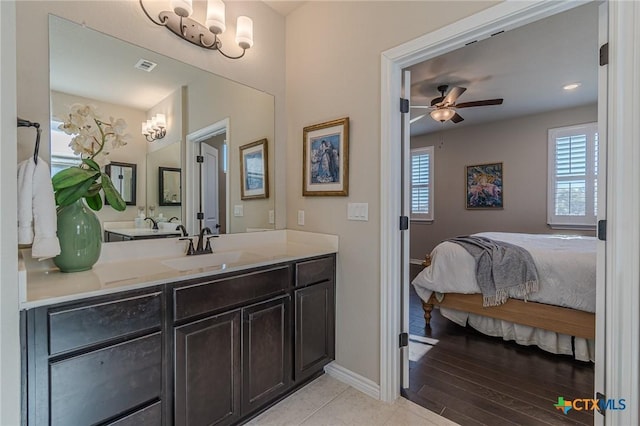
xmin=297 ymin=210 xmax=305 ymax=226
xmin=348 ymin=203 xmax=369 ymax=221
xmin=234 ymin=205 xmax=244 ymax=217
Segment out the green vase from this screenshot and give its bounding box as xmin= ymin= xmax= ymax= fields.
xmin=53 ymin=199 xmax=102 ymax=273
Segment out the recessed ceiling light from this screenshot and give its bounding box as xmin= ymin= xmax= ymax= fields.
xmin=563 ymin=82 xmax=582 ymax=91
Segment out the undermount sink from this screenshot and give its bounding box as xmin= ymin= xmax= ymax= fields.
xmin=161 ymin=251 xmax=244 ymax=271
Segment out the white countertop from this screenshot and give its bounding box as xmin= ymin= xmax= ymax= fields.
xmin=19 ymin=230 xmax=338 ymax=309
xmin=105 ymin=228 xmax=181 ymax=237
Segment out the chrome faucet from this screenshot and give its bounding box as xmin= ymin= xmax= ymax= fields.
xmin=145 ymin=217 xmax=158 ymax=230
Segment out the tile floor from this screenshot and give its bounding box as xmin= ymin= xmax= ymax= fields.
xmin=246 ymin=374 xmax=458 ymax=425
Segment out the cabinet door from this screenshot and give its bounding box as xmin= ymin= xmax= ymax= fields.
xmin=174 ymin=310 xmax=241 ymax=426
xmin=294 ymin=281 xmax=335 ymax=382
xmin=242 ymin=296 xmax=291 ymax=415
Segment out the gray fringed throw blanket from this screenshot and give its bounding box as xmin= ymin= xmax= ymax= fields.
xmin=448 ymin=235 xmax=539 ymax=307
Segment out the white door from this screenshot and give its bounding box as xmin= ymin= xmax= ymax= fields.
xmin=400 ymin=69 xmax=411 ymax=389
xmin=202 ymin=143 xmax=220 ymax=234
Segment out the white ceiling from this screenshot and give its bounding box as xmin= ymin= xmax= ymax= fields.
xmin=408 ymin=1 xmax=599 ymax=136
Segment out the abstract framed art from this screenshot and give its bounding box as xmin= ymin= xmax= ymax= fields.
xmin=465 ymin=162 xmax=503 ymax=209
xmin=240 ymin=138 xmax=269 ymax=200
xmin=303 ymin=117 xmax=349 ymax=196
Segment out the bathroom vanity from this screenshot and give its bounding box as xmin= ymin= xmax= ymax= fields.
xmin=20 ymin=231 xmax=337 ymax=426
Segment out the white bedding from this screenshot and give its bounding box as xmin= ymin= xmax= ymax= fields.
xmin=411 ymin=232 xmax=597 ymax=361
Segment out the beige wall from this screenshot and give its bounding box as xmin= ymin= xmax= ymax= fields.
xmin=410 ymin=104 xmax=598 ymax=258
xmin=286 ymin=1 xmax=497 ymax=383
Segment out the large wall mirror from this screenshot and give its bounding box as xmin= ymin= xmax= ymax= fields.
xmin=49 ymin=15 xmax=276 ymax=237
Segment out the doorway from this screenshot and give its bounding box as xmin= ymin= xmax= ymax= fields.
xmin=379 ymin=2 xmax=619 ymax=422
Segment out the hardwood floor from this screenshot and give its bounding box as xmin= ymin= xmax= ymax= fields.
xmin=405 ymin=265 xmax=595 ymax=426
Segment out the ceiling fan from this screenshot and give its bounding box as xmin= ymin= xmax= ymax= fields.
xmin=411 ymin=85 xmax=503 ymax=124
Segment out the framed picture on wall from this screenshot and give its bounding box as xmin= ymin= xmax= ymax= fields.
xmin=240 ymin=139 xmax=269 ymax=200
xmin=303 ymin=117 xmax=349 ymax=196
xmin=465 ymin=162 xmax=503 ymax=209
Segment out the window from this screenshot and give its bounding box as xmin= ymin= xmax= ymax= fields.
xmin=50 ymin=120 xmax=81 ymax=176
xmin=411 ymin=146 xmax=434 ymax=221
xmin=547 ymin=122 xmax=598 ymax=228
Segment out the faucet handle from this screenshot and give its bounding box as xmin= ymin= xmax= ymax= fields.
xmin=180 ymin=237 xmax=196 ymax=255
xmin=204 ymin=235 xmax=219 ymax=253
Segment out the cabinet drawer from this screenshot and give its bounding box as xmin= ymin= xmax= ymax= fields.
xmin=295 ymin=256 xmax=335 ymax=287
xmin=106 ymin=401 xmax=162 ymax=426
xmin=49 ymin=332 xmax=162 ymax=426
xmin=174 ymin=266 xmax=290 ymax=322
xmin=48 ymin=292 xmax=162 ymax=355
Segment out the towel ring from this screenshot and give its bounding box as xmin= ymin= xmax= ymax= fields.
xmin=17 ymin=118 xmax=42 ymax=165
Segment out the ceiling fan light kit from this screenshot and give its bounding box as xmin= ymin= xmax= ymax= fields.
xmin=411 ymin=84 xmax=504 ymax=124
xmin=430 ymin=108 xmax=455 ymax=122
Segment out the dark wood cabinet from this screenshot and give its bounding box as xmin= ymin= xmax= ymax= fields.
xmin=24 ymin=288 xmax=165 ymax=426
xmin=174 ymin=311 xmax=241 ymax=426
xmin=242 ymin=296 xmax=291 ymax=414
xmin=22 ymin=254 xmax=335 ymax=426
xmin=294 ymin=280 xmax=335 ymax=382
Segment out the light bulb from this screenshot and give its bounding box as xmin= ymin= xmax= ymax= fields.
xmin=235 ymin=16 xmax=253 ymax=49
xmin=154 ymin=114 xmax=166 ymax=128
xmin=206 ymin=0 xmax=226 ymax=34
xmin=171 ymin=0 xmax=193 ymax=17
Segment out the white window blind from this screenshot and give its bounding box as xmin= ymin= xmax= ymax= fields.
xmin=547 ymin=123 xmax=598 ymax=228
xmin=411 ymin=146 xmax=434 ymax=221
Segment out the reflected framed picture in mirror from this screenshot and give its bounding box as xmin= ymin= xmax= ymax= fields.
xmin=159 ymin=167 xmax=182 ymax=206
xmin=240 ymin=139 xmax=269 ymax=200
xmin=105 ymin=161 xmax=137 ymax=206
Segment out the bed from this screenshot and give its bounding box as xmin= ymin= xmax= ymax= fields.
xmin=411 ymin=232 xmax=596 ymax=361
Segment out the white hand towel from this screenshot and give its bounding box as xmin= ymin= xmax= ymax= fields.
xmin=17 ymin=157 xmax=61 ymax=260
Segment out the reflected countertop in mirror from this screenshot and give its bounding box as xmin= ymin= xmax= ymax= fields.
xmin=49 ymin=15 xmax=276 ymax=238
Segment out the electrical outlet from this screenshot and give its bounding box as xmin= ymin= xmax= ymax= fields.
xmin=297 ymin=210 xmax=305 ymax=226
xmin=268 ymin=210 xmax=275 ymax=224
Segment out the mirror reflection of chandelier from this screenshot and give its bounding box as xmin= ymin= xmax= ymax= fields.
xmin=139 ymin=0 xmax=254 ymax=59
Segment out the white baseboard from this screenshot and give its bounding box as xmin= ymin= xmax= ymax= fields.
xmin=324 ymin=362 xmax=380 ymax=400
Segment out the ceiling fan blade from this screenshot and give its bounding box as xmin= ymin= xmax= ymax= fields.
xmin=455 ymin=99 xmax=504 ymax=109
xmin=450 ymin=113 xmax=464 ymax=123
xmin=410 ymin=114 xmax=426 ymax=124
xmin=430 ymin=96 xmax=444 ymax=106
xmin=442 ymin=86 xmax=466 ymax=105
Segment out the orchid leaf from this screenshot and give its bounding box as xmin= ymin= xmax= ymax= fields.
xmin=85 ymin=183 xmax=102 ymax=198
xmin=85 ymin=193 xmax=103 ymax=211
xmin=52 ymin=167 xmax=99 ymax=191
xmin=55 ymin=176 xmax=98 ymax=207
xmin=82 ymin=158 xmax=100 ymax=172
xmin=101 ymin=173 xmax=126 ymax=211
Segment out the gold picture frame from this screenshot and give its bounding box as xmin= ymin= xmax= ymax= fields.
xmin=302 ymin=117 xmax=349 ymax=196
xmin=240 ymin=138 xmax=269 ymax=200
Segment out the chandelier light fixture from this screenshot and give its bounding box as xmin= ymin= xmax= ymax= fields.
xmin=430 ymin=107 xmax=456 ymax=123
xmin=142 ymin=114 xmax=167 ymax=142
xmin=139 ymin=0 xmax=254 ymax=59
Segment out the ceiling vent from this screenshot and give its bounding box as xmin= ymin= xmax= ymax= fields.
xmin=134 ymin=59 xmax=157 ymax=72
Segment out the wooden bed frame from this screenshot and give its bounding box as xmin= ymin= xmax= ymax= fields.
xmin=419 ymin=255 xmax=595 ymax=340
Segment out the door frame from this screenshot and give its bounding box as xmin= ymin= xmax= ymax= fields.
xmin=185 ymin=118 xmax=229 ymax=236
xmin=380 ymin=2 xmax=640 ymax=425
